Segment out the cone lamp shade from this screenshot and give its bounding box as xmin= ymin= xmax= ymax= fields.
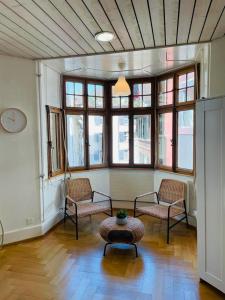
xmin=113 ymin=76 xmax=131 ymax=96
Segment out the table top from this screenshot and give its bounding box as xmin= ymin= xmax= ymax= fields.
xmin=100 ymin=216 xmax=144 ymax=232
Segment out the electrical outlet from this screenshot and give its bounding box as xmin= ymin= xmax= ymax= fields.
xmin=26 ymin=217 xmax=34 ymax=226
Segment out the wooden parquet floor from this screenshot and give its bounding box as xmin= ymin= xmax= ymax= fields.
xmin=0 ymin=214 xmax=224 ymax=300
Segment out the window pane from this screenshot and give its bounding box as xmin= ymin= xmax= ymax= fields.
xmin=66 ymin=81 xmax=74 ymax=94
xmin=88 ymin=84 xmax=95 ymax=96
xmin=50 ymin=113 xmax=60 ymax=172
xmin=88 ymin=96 xmax=95 ymax=108
xmin=167 ymin=78 xmax=173 ymax=91
xmin=143 ymin=95 xmax=151 ymax=107
xmin=178 ymin=89 xmax=186 ymax=102
xmin=158 ymin=113 xmax=172 ymax=167
xmin=133 ymin=96 xmax=142 ymax=107
xmin=159 ymin=80 xmax=166 ymax=93
xmin=133 ymin=115 xmax=151 ymax=164
xmin=143 ymin=83 xmax=151 ymax=95
xmin=187 ymin=72 xmax=194 ymax=87
xmin=96 ymin=85 xmax=103 ymax=97
xmin=67 ymin=114 xmax=85 ymax=167
xmin=66 ymin=94 xmax=74 ymax=107
xmin=112 ymin=115 xmax=129 ymax=164
xmin=178 ymin=74 xmax=186 ymax=89
xmin=89 ymin=116 xmax=103 ymax=165
xmin=75 ymin=82 xmax=83 ymax=95
xmin=74 ymin=95 xmax=83 ymax=107
xmin=177 ymin=110 xmax=194 ymax=170
xmin=187 ymin=87 xmax=194 ymax=101
xmin=133 ymin=84 xmax=142 ymax=95
xmin=96 ymin=97 xmax=103 ymax=108
xmin=121 ymin=97 xmax=129 ymax=108
xmin=112 ymin=97 xmax=120 ymax=108
xmin=66 ymin=81 xmax=84 ymax=107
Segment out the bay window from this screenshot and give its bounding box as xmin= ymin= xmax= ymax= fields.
xmin=48 ymin=66 xmax=197 ymax=177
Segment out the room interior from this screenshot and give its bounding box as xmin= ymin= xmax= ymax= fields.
xmin=0 ymin=0 xmax=225 ymax=299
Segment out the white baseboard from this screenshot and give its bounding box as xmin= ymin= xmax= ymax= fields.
xmin=3 ymin=224 xmax=42 ymax=245
xmin=41 ymin=211 xmax=63 ymax=234
xmin=3 ymin=211 xmax=63 ymax=245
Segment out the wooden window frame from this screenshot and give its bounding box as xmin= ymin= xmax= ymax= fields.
xmin=56 ymin=66 xmax=198 ymax=176
xmin=46 ymin=106 xmax=64 ymax=177
xmin=156 ymin=65 xmax=197 ymax=175
xmin=109 ymin=78 xmax=155 ymax=168
xmin=63 ymin=76 xmax=108 ymax=172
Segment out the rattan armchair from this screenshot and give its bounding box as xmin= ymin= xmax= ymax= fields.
xmin=134 ymin=179 xmax=188 ymax=243
xmin=64 ymin=178 xmax=113 ymax=240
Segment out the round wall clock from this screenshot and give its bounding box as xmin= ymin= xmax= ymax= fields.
xmin=0 ymin=108 xmax=27 ymax=133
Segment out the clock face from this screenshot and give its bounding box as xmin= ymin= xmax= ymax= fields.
xmin=0 ymin=108 xmax=27 ymax=133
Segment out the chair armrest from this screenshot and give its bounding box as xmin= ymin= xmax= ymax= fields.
xmin=66 ymin=195 xmax=78 ymax=214
xmin=135 ymin=191 xmax=158 ymax=202
xmin=134 ymin=192 xmax=158 ymax=213
xmin=93 ymin=191 xmax=111 ymax=199
xmin=168 ymin=198 xmax=184 ymax=207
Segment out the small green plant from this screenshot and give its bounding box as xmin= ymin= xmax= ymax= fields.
xmin=116 ymin=209 xmax=128 ymax=219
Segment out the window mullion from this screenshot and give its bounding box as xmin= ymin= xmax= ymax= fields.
xmin=172 ymin=107 xmax=177 ymax=172
xmin=129 ymin=113 xmax=133 ymax=166
xmin=84 ymin=81 xmax=89 ymax=169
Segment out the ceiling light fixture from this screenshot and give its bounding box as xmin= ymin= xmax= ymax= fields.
xmin=113 ymin=62 xmax=131 ymax=97
xmin=95 ymin=31 xmax=114 ymax=42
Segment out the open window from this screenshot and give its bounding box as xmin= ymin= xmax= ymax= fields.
xmin=46 ymin=106 xmax=64 ymax=177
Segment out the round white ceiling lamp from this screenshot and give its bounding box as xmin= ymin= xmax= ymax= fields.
xmin=113 ymin=62 xmax=131 ymax=97
xmin=95 ymin=31 xmax=115 ymax=42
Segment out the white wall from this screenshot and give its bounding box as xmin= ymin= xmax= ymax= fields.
xmin=0 ymin=56 xmax=41 ymax=242
xmin=110 ymin=169 xmax=195 ymax=225
xmin=38 ymin=62 xmax=63 ymax=226
xmin=209 ymin=37 xmax=225 ymax=98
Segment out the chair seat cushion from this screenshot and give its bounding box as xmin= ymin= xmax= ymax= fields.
xmin=136 ymin=204 xmax=185 ymax=219
xmin=67 ymin=202 xmax=110 ymax=218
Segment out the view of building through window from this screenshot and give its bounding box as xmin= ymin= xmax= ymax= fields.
xmin=158 ymin=112 xmax=173 ymax=167
xmin=177 ymin=109 xmax=194 ymax=170
xmin=88 ymin=115 xmax=104 ymax=165
xmin=67 ymin=114 xmax=85 ymax=168
xmin=133 ymin=115 xmax=151 ymax=164
xmin=112 ymin=115 xmax=129 ymax=164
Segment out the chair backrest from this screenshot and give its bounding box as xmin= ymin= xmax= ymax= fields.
xmin=158 ymin=179 xmax=185 ymax=207
xmin=66 ymin=178 xmax=92 ymax=202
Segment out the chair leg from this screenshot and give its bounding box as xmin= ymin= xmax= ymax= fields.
xmin=64 ymin=199 xmax=67 ymax=224
xmin=167 ymin=217 xmax=170 ymax=244
xmin=103 ymin=242 xmax=112 ymax=256
xmin=131 ymin=243 xmax=138 ymax=257
xmin=184 ymin=202 xmax=189 ymax=228
xmin=75 ymin=215 xmax=78 ymax=240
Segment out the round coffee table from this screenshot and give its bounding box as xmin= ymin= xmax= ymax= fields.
xmin=99 ymin=216 xmax=144 ymax=257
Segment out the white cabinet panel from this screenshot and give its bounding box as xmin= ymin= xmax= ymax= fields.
xmin=196 ymin=97 xmax=225 ymax=293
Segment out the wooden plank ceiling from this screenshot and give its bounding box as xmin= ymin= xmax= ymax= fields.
xmin=0 ymin=0 xmax=224 ymax=59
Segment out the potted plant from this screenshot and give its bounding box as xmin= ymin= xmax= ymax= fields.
xmin=116 ymin=209 xmax=128 ymax=225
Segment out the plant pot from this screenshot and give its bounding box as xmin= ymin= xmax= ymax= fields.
xmin=116 ymin=216 xmax=128 ymax=225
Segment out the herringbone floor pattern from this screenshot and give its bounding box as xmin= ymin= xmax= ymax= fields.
xmin=0 ymin=214 xmax=224 ymax=300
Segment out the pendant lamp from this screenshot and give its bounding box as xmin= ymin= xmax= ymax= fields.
xmin=113 ymin=63 xmax=131 ymax=96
